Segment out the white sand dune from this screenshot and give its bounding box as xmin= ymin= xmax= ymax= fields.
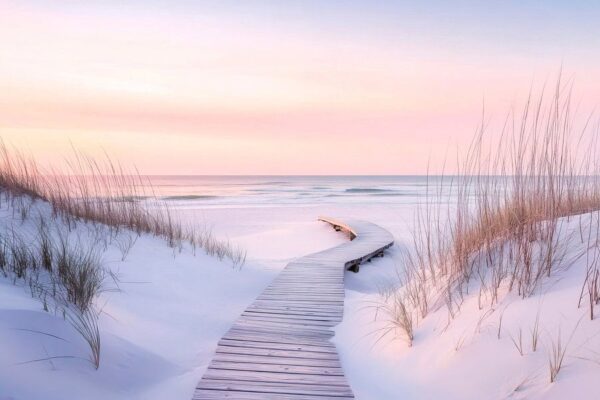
xmin=1 ymin=186 xmax=600 ymax=399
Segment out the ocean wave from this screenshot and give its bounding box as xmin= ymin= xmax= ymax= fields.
xmin=345 ymin=188 xmax=394 ymax=193
xmin=326 ymin=192 xmax=410 ymax=197
xmin=162 ymin=195 xmax=220 ymax=201
xmin=247 ymin=188 xmax=299 ymax=193
xmin=370 ymin=192 xmax=412 ymax=197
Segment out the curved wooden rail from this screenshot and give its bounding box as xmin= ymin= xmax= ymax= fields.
xmin=193 ymin=217 xmax=394 ymax=400
xmin=318 ymin=216 xmax=395 ymax=272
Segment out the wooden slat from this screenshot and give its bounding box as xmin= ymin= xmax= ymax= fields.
xmin=208 ymin=360 xmax=345 ymax=376
xmin=193 ymin=217 xmax=394 ymax=400
xmin=194 ymin=388 xmax=353 ymax=400
xmin=201 ymin=369 xmax=350 ymax=386
xmin=197 ymin=379 xmax=354 ymax=396
xmin=212 ymin=353 xmax=342 ymax=368
xmin=219 ymin=339 xmax=336 ymax=352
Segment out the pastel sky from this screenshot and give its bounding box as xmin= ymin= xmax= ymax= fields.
xmin=1 ymin=1 xmax=599 ymax=174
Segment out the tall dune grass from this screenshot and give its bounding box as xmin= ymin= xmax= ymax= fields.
xmin=0 ymin=212 xmax=105 ymax=368
xmin=0 ymin=143 xmax=246 ymax=267
xmin=0 ymin=143 xmax=246 ymax=369
xmin=384 ymin=78 xmax=600 ymax=344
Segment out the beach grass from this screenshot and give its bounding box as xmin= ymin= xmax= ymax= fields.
xmin=383 ymin=78 xmax=600 ymax=352
xmin=0 ymin=142 xmax=246 ymax=267
xmin=0 ymin=144 xmax=246 ymax=368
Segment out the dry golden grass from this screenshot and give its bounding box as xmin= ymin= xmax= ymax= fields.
xmin=0 ymin=143 xmax=246 ymax=369
xmin=385 ymin=77 xmax=600 ymax=338
xmin=0 ymin=142 xmax=246 ymax=267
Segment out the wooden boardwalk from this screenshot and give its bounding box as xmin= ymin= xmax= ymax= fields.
xmin=193 ymin=216 xmax=394 ymax=400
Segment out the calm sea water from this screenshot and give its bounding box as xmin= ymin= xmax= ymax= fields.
xmin=143 ymin=175 xmax=454 ymax=209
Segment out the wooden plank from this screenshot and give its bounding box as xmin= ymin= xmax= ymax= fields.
xmin=250 ymin=301 xmax=344 ymax=307
xmin=234 ymin=318 xmax=337 ymax=327
xmin=202 ymin=369 xmax=350 ymax=386
xmin=229 ymin=326 xmax=334 ymax=339
xmin=193 ymin=217 xmax=395 ymax=400
xmin=242 ymin=312 xmax=342 ymax=323
xmin=244 ymin=306 xmax=343 ymax=315
xmin=212 ymin=353 xmax=342 ymax=367
xmin=240 ymin=316 xmax=338 ymax=327
xmin=231 ymin=320 xmax=335 ymax=332
xmin=253 ymin=298 xmax=344 ymax=305
xmin=197 ymin=379 xmax=353 ymax=396
xmin=194 ymin=389 xmax=353 ymax=400
xmin=223 ymin=331 xmax=334 ymax=346
xmin=257 ymin=293 xmax=343 ymax=299
xmin=247 ymin=302 xmax=343 ymax=309
xmin=225 ymin=327 xmax=333 ymax=340
xmin=242 ymin=310 xmax=341 ymax=320
xmin=217 ymin=339 xmax=337 ymax=357
xmin=209 ymin=360 xmax=345 ymax=376
xmin=266 ymin=284 xmax=344 ymax=289
xmin=215 ymin=351 xmax=340 ymax=366
xmin=263 ymin=288 xmax=344 ymax=293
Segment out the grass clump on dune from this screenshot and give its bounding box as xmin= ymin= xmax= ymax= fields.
xmin=381 ymin=78 xmax=600 ymax=364
xmin=0 ymin=215 xmax=105 ymax=368
xmin=0 ymin=143 xmax=246 ymax=267
xmin=0 ymin=144 xmax=246 ymax=369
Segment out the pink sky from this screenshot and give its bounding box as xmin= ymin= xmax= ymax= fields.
xmin=1 ymin=1 xmax=599 ymax=174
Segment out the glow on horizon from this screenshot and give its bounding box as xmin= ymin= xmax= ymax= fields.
xmin=1 ymin=1 xmax=599 ymax=175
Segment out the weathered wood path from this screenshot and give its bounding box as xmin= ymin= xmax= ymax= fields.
xmin=193 ymin=217 xmax=394 ymax=400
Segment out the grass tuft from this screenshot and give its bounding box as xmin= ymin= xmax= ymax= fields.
xmin=388 ymin=77 xmax=600 ymax=329
xmin=0 ymin=142 xmax=246 ymax=268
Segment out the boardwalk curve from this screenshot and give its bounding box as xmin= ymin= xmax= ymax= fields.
xmin=193 ymin=217 xmax=395 ymax=400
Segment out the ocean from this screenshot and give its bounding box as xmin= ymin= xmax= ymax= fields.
xmin=144 ymin=175 xmax=454 ymax=209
